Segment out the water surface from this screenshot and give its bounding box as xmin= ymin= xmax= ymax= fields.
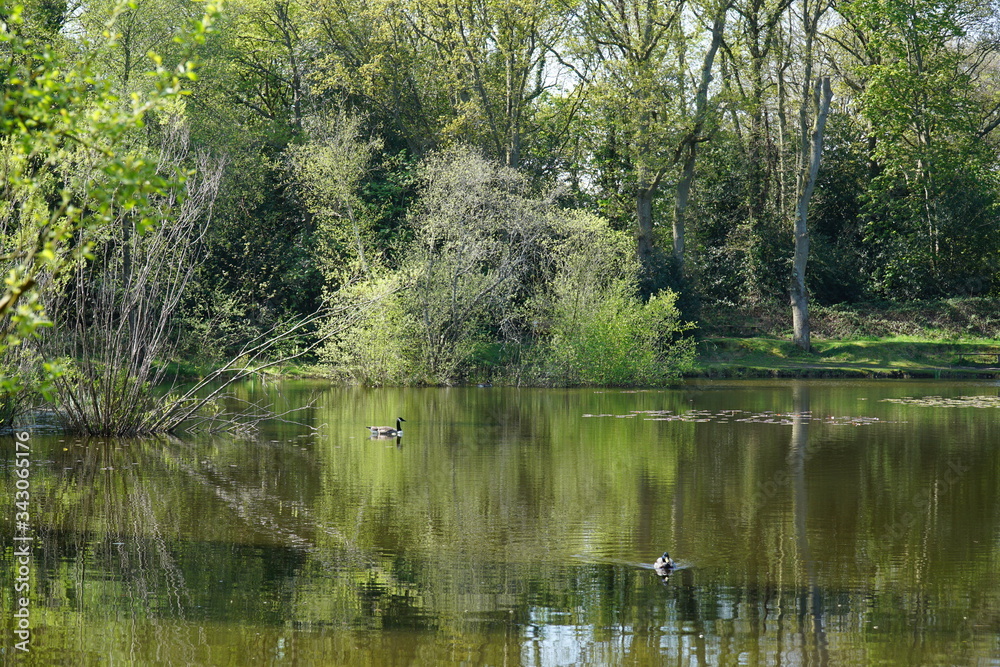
xmin=2 ymin=380 xmax=1000 ymax=665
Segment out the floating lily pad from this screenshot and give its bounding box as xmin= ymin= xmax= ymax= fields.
xmin=880 ymin=395 xmax=1000 ymax=408
xmin=582 ymin=409 xmax=889 ymax=426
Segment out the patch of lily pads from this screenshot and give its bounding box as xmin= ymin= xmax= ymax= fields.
xmin=880 ymin=395 xmax=1000 ymax=408
xmin=581 ymin=409 xmax=886 ymax=426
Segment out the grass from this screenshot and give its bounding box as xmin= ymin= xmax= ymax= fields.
xmin=694 ymin=297 xmax=1000 ymax=378
xmin=694 ymin=335 xmax=1000 ymax=378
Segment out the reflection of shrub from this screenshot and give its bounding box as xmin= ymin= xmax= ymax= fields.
xmin=547 ymin=285 xmax=695 ymax=386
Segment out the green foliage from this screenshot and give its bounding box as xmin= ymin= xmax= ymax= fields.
xmin=531 ymin=206 xmax=645 ymax=385
xmin=8 ymin=0 xmax=1000 ymax=394
xmin=0 ymin=0 xmax=217 ymax=388
xmin=324 ymin=149 xmax=696 ymax=385
xmin=322 ymin=273 xmax=423 ymax=385
xmin=0 ymin=345 xmax=45 ymax=426
xmin=309 ymin=0 xmax=577 ymax=167
xmin=406 ymin=146 xmax=552 ymax=381
xmin=44 ymin=130 xmax=225 ymax=435
xmin=325 ymin=146 xmax=556 ymax=384
xmin=838 ymin=0 xmax=1000 ymax=299
xmin=285 ymin=112 xmax=382 ymax=289
xmin=175 ymin=284 xmax=266 ymax=362
xmin=547 ymin=286 xmax=695 ymax=386
xmin=805 ymin=114 xmax=868 ymax=304
xmin=685 ymin=134 xmax=790 ymax=308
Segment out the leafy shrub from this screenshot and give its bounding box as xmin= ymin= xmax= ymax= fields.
xmin=322 ymin=273 xmax=425 ymax=385
xmin=323 ymin=148 xmax=697 ymax=386
xmin=546 ymin=284 xmax=695 ymax=386
xmin=0 ymin=347 xmax=46 ymax=427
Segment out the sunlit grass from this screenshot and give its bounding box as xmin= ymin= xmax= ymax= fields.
xmin=696 ymin=335 xmax=1000 ymax=377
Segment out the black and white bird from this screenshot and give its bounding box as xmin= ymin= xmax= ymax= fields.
xmin=654 ymin=552 xmax=676 ymax=577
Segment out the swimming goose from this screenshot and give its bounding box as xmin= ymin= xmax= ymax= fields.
xmin=654 ymin=552 xmax=675 ymax=576
xmin=368 ymin=418 xmax=405 ymax=437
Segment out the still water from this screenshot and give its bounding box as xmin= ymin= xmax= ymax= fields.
xmin=2 ymin=380 xmax=1000 ymax=665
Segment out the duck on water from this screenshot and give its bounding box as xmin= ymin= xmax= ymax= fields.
xmin=368 ymin=418 xmax=405 ymax=437
xmin=654 ymin=552 xmax=676 ymax=577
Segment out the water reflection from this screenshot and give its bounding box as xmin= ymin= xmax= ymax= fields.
xmin=2 ymin=380 xmax=1000 ymax=664
xmin=790 ymin=384 xmax=829 ymax=664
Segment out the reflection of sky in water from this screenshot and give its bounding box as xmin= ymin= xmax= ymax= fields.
xmin=523 ymin=617 xmax=631 ymax=667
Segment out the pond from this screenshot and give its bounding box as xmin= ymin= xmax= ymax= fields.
xmin=2 ymin=379 xmax=1000 ymax=665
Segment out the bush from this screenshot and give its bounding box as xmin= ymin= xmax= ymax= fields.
xmin=323 ymin=148 xmax=697 ymax=386
xmin=322 ymin=273 xmax=425 ymax=385
xmin=546 ymin=285 xmax=695 ymax=386
xmin=0 ymin=347 xmax=45 ymax=427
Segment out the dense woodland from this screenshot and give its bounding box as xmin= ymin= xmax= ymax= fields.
xmin=3 ymin=0 xmax=1000 ymax=429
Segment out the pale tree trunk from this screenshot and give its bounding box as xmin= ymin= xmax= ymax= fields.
xmin=672 ymin=3 xmax=729 ymax=275
xmin=637 ymin=185 xmax=656 ymax=267
xmin=791 ymin=76 xmax=832 ymax=351
xmin=672 ymin=152 xmax=693 ymax=269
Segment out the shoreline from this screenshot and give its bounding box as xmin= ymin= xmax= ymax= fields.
xmin=164 ymin=335 xmax=1000 ymax=385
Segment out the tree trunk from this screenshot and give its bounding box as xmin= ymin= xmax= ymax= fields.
xmin=791 ymin=76 xmax=833 ymax=351
xmin=672 ymin=3 xmax=728 ymax=276
xmin=636 ymin=185 xmax=655 ymax=268
xmin=672 ymin=154 xmax=693 ymax=269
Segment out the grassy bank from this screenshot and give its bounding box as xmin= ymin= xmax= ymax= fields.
xmin=171 ymin=339 xmax=1000 ymax=383
xmin=695 ymin=336 xmax=1000 ymax=378
xmin=221 ymin=338 xmax=1000 ymax=383
xmin=692 ymin=298 xmax=1000 ymax=378
xmin=699 ymin=298 xmax=1000 ymax=340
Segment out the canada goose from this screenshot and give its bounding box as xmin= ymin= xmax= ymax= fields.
xmin=368 ymin=418 xmax=405 ymax=437
xmin=654 ymin=552 xmax=675 ymax=576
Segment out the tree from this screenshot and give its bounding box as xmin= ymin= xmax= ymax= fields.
xmin=324 ymin=147 xmax=556 ymax=384
xmin=0 ymin=0 xmax=217 ymax=362
xmin=790 ymin=75 xmax=833 ymax=350
xmin=284 ymin=112 xmax=382 ymax=289
xmin=71 ymin=0 xmax=203 ymax=94
xmin=835 ymin=0 xmax=1000 ymax=297
xmin=178 ymin=0 xmax=329 ymax=349
xmin=578 ymin=0 xmax=686 ymax=284
xmin=788 ymin=0 xmax=832 ymax=350
xmin=577 ymin=0 xmax=736 ymax=291
xmin=670 ymin=0 xmax=731 ymax=276
xmin=309 ymin=0 xmax=451 ymax=155
xmin=46 ymin=123 xmax=225 ymax=435
xmin=407 ymin=146 xmax=553 ymax=380
xmin=310 ymin=0 xmax=581 ymax=167
xmin=212 ymin=0 xmax=310 ymax=131
xmin=414 ymin=0 xmax=577 ymax=167
xmin=712 ymin=0 xmax=794 ymax=302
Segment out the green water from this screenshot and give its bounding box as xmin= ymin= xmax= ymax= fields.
xmin=2 ymin=380 xmax=1000 ymax=665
